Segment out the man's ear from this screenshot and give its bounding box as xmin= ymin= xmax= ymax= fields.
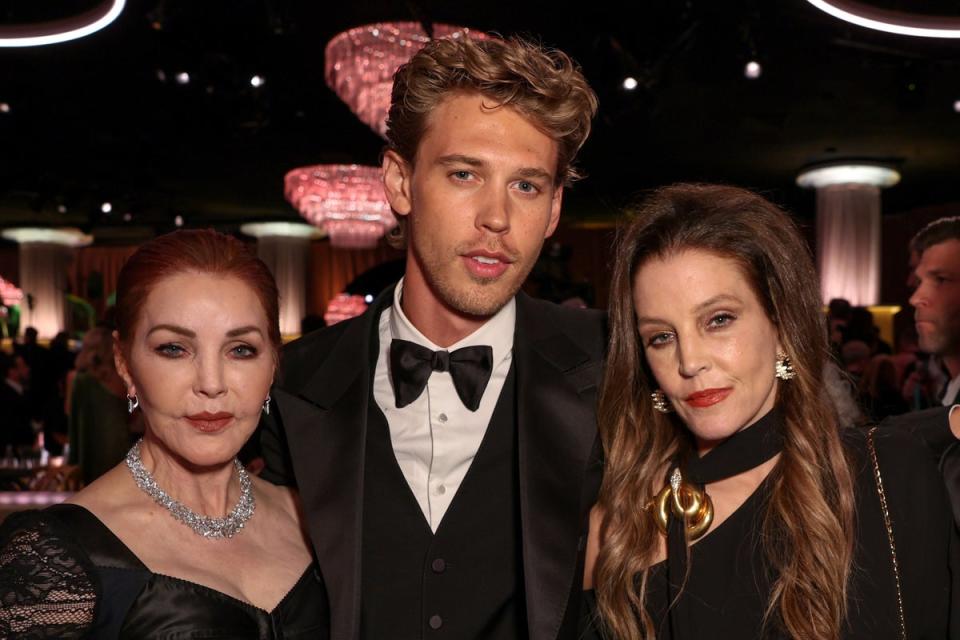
xmin=545 ymin=184 xmax=564 ymax=238
xmin=382 ymin=150 xmax=413 ymax=217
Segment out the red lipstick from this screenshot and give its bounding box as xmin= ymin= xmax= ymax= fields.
xmin=684 ymin=388 xmax=732 ymax=408
xmin=185 ymin=411 xmax=234 ymax=433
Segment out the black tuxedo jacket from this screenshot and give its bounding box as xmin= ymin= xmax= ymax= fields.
xmin=261 ymin=289 xmax=607 ymax=640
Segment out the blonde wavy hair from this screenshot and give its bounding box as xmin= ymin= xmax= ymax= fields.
xmin=384 ymin=35 xmax=598 ymax=248
xmin=595 ymin=184 xmax=856 ymax=639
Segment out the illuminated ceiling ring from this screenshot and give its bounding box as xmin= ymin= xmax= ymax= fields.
xmin=796 ymin=163 xmax=901 ymax=188
xmin=0 ymin=0 xmax=126 ymax=48
xmin=806 ymin=0 xmax=960 ymax=38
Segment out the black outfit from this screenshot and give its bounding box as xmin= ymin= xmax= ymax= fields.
xmin=581 ymin=418 xmax=956 ymax=639
xmin=261 ymin=287 xmax=607 ymax=640
xmin=0 ymin=504 xmax=330 ymax=639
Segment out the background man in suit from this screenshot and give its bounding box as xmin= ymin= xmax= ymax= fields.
xmin=0 ymin=351 xmax=33 ymax=452
xmin=262 ymin=35 xmax=601 ymax=640
xmin=910 ymin=217 xmax=960 ymax=406
xmin=908 ymin=217 xmax=960 ymax=534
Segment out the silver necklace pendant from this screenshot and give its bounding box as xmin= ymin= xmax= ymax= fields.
xmin=125 ymin=439 xmax=255 ymax=539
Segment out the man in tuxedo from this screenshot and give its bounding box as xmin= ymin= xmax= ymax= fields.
xmin=262 ymin=36 xmax=601 ymax=639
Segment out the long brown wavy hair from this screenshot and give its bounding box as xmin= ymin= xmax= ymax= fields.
xmin=595 ymin=184 xmax=856 ymax=638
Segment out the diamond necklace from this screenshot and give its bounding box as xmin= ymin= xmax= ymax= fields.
xmin=125 ymin=439 xmax=255 ymax=539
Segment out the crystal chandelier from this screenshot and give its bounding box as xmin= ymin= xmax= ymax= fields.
xmin=324 ymin=293 xmax=369 ymax=325
xmin=0 ymin=276 xmax=23 ymax=307
xmin=284 ymin=164 xmax=395 ymax=249
xmin=325 ymin=22 xmax=488 ymax=139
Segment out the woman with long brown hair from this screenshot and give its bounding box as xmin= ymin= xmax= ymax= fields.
xmin=583 ymin=184 xmax=954 ymax=638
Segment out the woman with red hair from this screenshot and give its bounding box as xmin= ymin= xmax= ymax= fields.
xmin=0 ymin=229 xmax=328 ymax=639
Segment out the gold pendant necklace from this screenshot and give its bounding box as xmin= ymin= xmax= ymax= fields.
xmin=652 ymin=467 xmax=714 ymax=541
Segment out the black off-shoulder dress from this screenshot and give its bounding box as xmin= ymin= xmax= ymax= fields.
xmin=0 ymin=504 xmax=330 ymax=639
xmin=582 ymin=427 xmax=957 ymax=639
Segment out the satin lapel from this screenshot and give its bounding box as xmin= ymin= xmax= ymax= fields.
xmin=272 ymin=288 xmax=391 ymax=640
xmin=515 ymin=295 xmax=601 ymax=640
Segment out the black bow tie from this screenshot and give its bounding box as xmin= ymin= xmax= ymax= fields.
xmin=390 ymin=339 xmax=494 ymax=412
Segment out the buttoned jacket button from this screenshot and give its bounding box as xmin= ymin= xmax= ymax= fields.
xmin=429 ymin=614 xmax=443 ymax=629
xmin=431 ymin=558 xmax=446 ymax=573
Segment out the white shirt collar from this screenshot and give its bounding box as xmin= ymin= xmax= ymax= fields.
xmin=389 ymin=278 xmax=515 ymax=367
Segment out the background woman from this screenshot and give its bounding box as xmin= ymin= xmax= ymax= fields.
xmin=584 ymin=184 xmax=955 ymax=639
xmin=0 ymin=229 xmax=328 ymax=639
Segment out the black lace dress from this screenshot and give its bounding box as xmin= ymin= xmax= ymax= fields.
xmin=0 ymin=504 xmax=330 ymax=639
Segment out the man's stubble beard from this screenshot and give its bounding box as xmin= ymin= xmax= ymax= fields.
xmin=412 ymin=230 xmax=540 ymax=318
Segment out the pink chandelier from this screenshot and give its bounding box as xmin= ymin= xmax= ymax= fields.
xmin=0 ymin=276 xmax=23 ymax=307
xmin=285 ymin=164 xmax=395 ymax=249
xmin=325 ymin=22 xmax=488 ymax=139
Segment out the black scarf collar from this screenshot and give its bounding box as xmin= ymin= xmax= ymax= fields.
xmin=664 ymin=406 xmax=785 ymax=639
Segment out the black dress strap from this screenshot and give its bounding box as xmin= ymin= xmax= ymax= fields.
xmin=45 ymin=504 xmax=152 ymax=639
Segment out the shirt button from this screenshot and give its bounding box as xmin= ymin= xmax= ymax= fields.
xmin=435 ymin=484 xmax=446 ymax=495
xmin=429 ymin=614 xmax=443 ymax=629
xmin=438 ymin=412 xmax=448 ymax=423
xmin=431 ymin=558 xmax=446 ymax=573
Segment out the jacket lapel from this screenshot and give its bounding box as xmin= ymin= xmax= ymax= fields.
xmin=515 ymin=294 xmax=602 ymax=639
xmin=272 ymin=288 xmax=393 ymax=640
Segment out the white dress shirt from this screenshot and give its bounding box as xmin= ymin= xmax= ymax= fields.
xmin=373 ymin=279 xmax=516 ymax=532
xmin=942 ymin=373 xmax=960 ymax=407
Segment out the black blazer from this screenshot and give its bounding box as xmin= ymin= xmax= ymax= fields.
xmin=261 ymin=288 xmax=607 ymax=640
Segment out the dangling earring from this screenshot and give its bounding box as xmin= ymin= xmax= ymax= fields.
xmin=651 ymin=389 xmax=673 ymax=413
xmin=775 ymin=351 xmax=796 ymax=380
xmin=262 ymin=395 xmax=271 ymax=415
xmin=127 ymin=394 xmax=139 ymax=414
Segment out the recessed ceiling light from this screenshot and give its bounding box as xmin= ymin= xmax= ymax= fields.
xmin=122 ymin=212 xmax=132 ymax=222
xmin=175 ymin=72 xmax=190 ymax=85
xmin=250 ymin=75 xmax=265 ymax=88
xmin=174 ymin=215 xmax=184 ymax=227
xmin=744 ymin=61 xmax=762 ymax=79
xmin=156 ymin=69 xmax=167 ymax=82
xmin=622 ymin=76 xmax=638 ymax=91
xmin=56 ymin=204 xmax=68 ymax=214
xmin=954 ymin=100 xmax=960 ymax=113
xmin=101 ymin=202 xmax=112 ymax=214
xmin=0 ymin=102 xmax=9 ymax=113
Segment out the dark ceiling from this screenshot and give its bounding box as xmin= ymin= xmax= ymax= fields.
xmin=2 ymin=0 xmax=960 ymax=245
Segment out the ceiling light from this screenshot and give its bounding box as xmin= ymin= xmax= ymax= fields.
xmin=285 ymin=164 xmax=395 ymax=249
xmin=744 ymin=61 xmax=762 ymax=79
xmin=100 ymin=202 xmax=112 ymax=213
xmin=0 ymin=0 xmax=125 ymax=47
xmin=56 ymin=204 xmax=67 ymax=214
xmin=122 ymin=212 xmax=132 ymax=222
xmin=250 ymin=75 xmax=265 ymax=88
xmin=796 ymin=163 xmax=901 ymax=188
xmin=0 ymin=102 xmax=9 ymax=113
xmin=325 ymin=23 xmax=487 ymax=139
xmin=240 ymin=222 xmax=324 ymax=240
xmin=622 ymin=76 xmax=638 ymax=90
xmin=174 ymin=215 xmax=184 ymax=227
xmin=156 ymin=69 xmax=166 ymax=82
xmin=954 ymin=100 xmax=960 ymax=113
xmin=175 ymin=72 xmax=190 ymax=85
xmin=1 ymin=228 xmax=92 ymax=247
xmin=806 ymin=0 xmax=960 ymax=38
